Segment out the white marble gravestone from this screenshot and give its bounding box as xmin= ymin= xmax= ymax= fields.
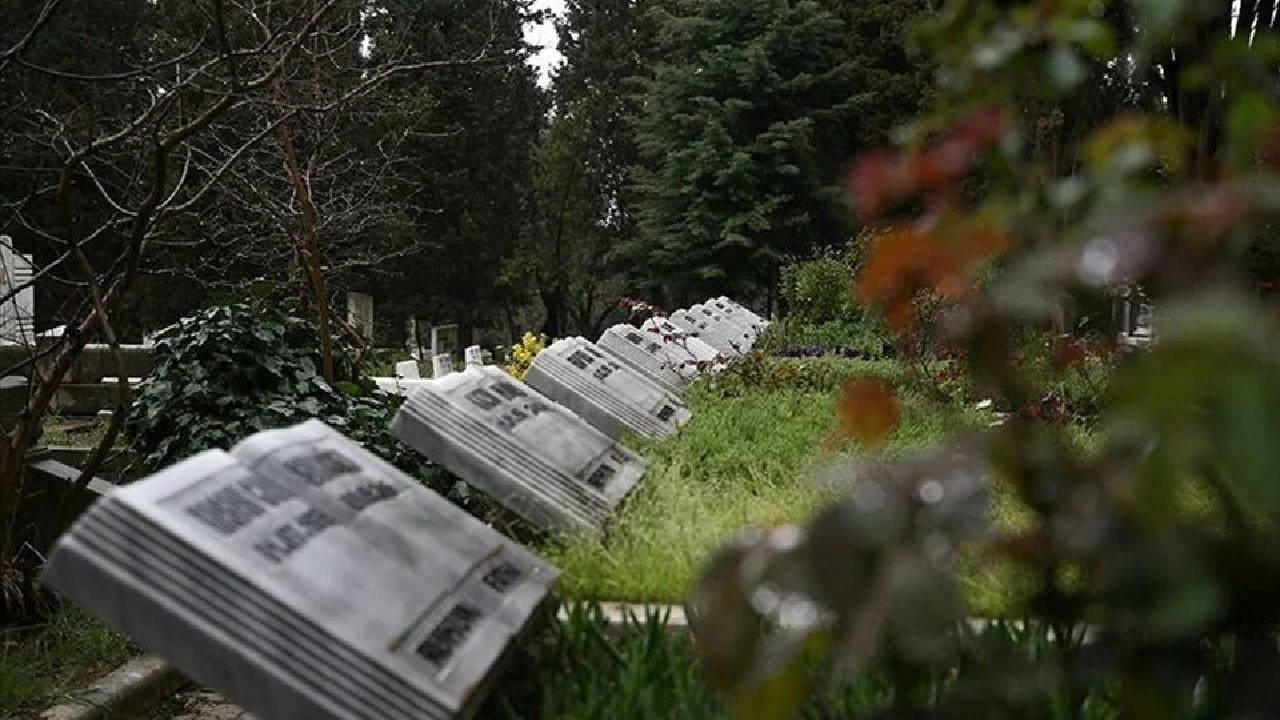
xmin=0 ymin=239 xmax=35 ymax=346
xmin=706 ymin=297 xmax=765 ymax=337
xmin=596 ymin=324 xmax=690 ymax=394
xmin=667 ymin=308 xmax=745 ymax=356
xmin=391 ymin=366 xmax=645 ymax=534
xmin=522 ymin=338 xmax=691 ymax=441
xmin=464 ymin=345 xmax=484 ymax=367
xmin=695 ymin=302 xmax=757 ymax=347
xmin=396 ymin=360 xmax=422 ymax=379
xmin=640 ymin=317 xmax=722 ymax=370
xmin=712 ymin=297 xmax=763 ymax=324
xmin=42 ymin=420 xmax=558 ymax=720
xmin=346 ymin=292 xmax=374 ymax=343
xmin=431 ymin=324 xmax=459 ymax=360
xmin=432 ymin=354 xmax=454 ymax=379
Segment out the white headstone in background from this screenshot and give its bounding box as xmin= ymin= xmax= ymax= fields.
xmin=406 ymin=317 xmax=422 ymax=360
xmin=346 ymin=292 xmax=374 ymax=343
xmin=396 ymin=360 xmax=421 ymax=379
xmin=431 ymin=324 xmax=459 ymax=360
xmin=464 ymin=345 xmax=484 ymax=367
xmin=523 ymin=338 xmax=691 ymax=441
xmin=0 ymin=239 xmax=35 ymax=346
xmin=597 ymin=324 xmax=690 ymax=394
xmin=391 ymin=366 xmax=645 ymax=534
xmin=432 ymin=354 xmax=453 ymax=379
xmin=42 ymin=420 xmax=558 ymax=720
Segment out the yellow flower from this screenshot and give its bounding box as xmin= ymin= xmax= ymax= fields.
xmin=504 ymin=331 xmax=547 ymax=379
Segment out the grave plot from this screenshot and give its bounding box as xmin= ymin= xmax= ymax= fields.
xmin=523 ymin=338 xmax=692 ymax=441
xmin=390 ymin=365 xmax=645 ymax=535
xmin=42 ymin=420 xmax=558 ymax=720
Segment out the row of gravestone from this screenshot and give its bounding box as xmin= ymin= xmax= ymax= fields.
xmin=389 ymin=297 xmax=766 ymax=535
xmin=42 ymin=299 xmax=766 ymax=720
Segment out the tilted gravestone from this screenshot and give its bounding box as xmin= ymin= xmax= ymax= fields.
xmin=464 ymin=345 xmax=484 ymax=367
xmin=396 ymin=360 xmax=422 ymax=379
xmin=640 ymin=317 xmax=722 ymax=370
xmin=432 ymin=354 xmax=453 ymax=379
xmin=390 ymin=366 xmax=645 ymax=535
xmin=712 ymin=296 xmax=767 ymax=329
xmin=596 ymin=324 xmax=691 ymax=395
xmin=42 ymin=420 xmax=558 ymax=720
xmin=703 ymin=298 xmax=764 ymax=340
xmin=522 ymin=338 xmax=691 ymax=441
xmin=667 ymin=308 xmax=745 ymax=356
xmin=690 ymin=302 xmax=757 ymax=348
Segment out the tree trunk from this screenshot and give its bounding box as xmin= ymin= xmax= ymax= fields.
xmin=277 ymin=117 xmax=334 ymax=382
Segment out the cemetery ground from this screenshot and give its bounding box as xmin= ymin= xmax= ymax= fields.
xmin=1 ymin=354 xmax=1105 ymax=718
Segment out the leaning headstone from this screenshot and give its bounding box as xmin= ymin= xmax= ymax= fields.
xmin=667 ymin=308 xmax=744 ymax=356
xmin=391 ymin=366 xmax=645 ymax=534
xmin=346 ymin=292 xmax=375 ymax=343
xmin=712 ymin=296 xmax=766 ymax=328
xmin=464 ymin=345 xmax=484 ymax=367
xmin=640 ymin=317 xmax=722 ymax=371
xmin=42 ymin=419 xmax=558 ymax=720
xmin=597 ymin=324 xmax=690 ymax=394
xmin=396 ymin=359 xmax=421 ymax=379
xmin=523 ymin=338 xmax=691 ymax=441
xmin=704 ymin=298 xmax=764 ymax=339
xmin=432 ymin=354 xmax=453 ymax=379
xmin=691 ymin=302 xmax=757 ymax=348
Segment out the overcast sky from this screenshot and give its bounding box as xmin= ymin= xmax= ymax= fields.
xmin=525 ymin=0 xmax=566 ymax=86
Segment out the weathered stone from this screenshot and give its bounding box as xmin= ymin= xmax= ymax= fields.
xmin=523 ymin=338 xmax=691 ymax=440
xmin=42 ymin=421 xmax=558 ymax=720
xmin=395 ymin=360 xmax=421 ymax=379
xmin=391 ymin=365 xmax=645 ymax=534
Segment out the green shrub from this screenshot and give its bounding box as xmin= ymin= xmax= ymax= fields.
xmin=779 ymin=254 xmax=856 ymax=324
xmin=126 ymin=296 xmax=442 ymax=490
xmin=755 ymin=316 xmax=890 ymax=356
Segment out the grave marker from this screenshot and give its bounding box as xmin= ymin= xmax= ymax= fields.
xmin=432 ymin=354 xmax=454 ymax=379
xmin=523 ymin=338 xmax=691 ymax=440
xmin=640 ymin=317 xmax=722 ymax=371
xmin=390 ymin=366 xmax=645 ymax=534
xmin=691 ymin=302 xmax=757 ymax=348
xmin=42 ymin=420 xmax=558 ymax=720
xmin=346 ymin=292 xmax=374 ymax=343
xmin=667 ymin=308 xmax=744 ymax=356
xmin=396 ymin=360 xmax=421 ymax=379
xmin=465 ymin=345 xmax=484 ymax=367
xmin=0 ymin=239 xmax=35 ymax=346
xmin=597 ymin=324 xmax=691 ymax=394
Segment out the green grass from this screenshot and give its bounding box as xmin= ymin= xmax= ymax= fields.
xmin=41 ymin=416 xmax=127 ymax=449
xmin=541 ymin=357 xmax=1006 ymax=605
xmin=0 ymin=607 xmax=133 ymax=715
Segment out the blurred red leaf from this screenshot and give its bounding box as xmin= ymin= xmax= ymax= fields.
xmin=827 ymin=377 xmax=900 ymax=449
